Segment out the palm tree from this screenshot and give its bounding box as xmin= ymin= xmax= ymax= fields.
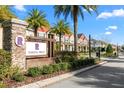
xmin=0 ymin=5 xmax=16 ymax=22
xmin=54 ymin=5 xmax=97 ymax=53
xmin=50 ymin=20 xmax=71 ymax=51
xmin=26 ymin=9 xmax=50 ymax=37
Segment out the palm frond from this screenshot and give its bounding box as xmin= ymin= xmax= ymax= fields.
xmin=26 ymin=8 xmax=50 ymax=30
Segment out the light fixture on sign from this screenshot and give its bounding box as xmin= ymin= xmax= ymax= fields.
xmin=15 ymin=35 xmax=25 ymax=47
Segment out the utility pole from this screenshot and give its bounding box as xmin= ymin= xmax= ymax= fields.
xmin=89 ymin=34 xmax=91 ymax=58
xmin=98 ymin=40 xmax=101 ymax=61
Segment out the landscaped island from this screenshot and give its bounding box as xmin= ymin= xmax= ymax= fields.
xmin=0 ymin=49 xmax=99 ymax=88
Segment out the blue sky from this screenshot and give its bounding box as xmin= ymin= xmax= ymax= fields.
xmin=11 ymin=5 xmax=124 ymax=45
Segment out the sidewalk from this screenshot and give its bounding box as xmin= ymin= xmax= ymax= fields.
xmin=19 ymin=61 xmax=107 ymax=88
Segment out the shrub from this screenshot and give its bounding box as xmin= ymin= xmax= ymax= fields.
xmin=51 ymin=64 xmax=60 ymax=72
xmin=90 ymin=58 xmax=95 ymax=65
xmin=68 ymin=58 xmax=95 ymax=69
xmin=67 ymin=62 xmax=72 ymax=70
xmin=0 ymin=50 xmax=17 ymax=80
xmin=12 ymin=73 xmax=26 ymax=82
xmin=83 ymin=58 xmax=95 ymax=66
xmin=0 ymin=64 xmax=20 ymax=80
xmin=0 ymin=81 xmax=6 ymax=88
xmin=0 ymin=49 xmax=11 ymax=65
xmin=59 ymin=63 xmax=69 ymax=71
xmin=54 ymin=51 xmax=77 ymax=63
xmin=106 ymin=44 xmax=113 ymax=56
xmin=77 ymin=59 xmax=84 ymax=67
xmin=54 ymin=57 xmax=62 ymax=63
xmin=71 ymin=61 xmax=77 ymax=68
xmin=9 ymin=66 xmax=21 ymax=78
xmin=76 ymin=59 xmax=84 ymax=67
xmin=42 ymin=65 xmax=53 ymax=74
xmin=69 ymin=61 xmax=80 ymax=69
xmin=105 ymin=53 xmax=114 ymax=57
xmin=0 ymin=64 xmax=10 ymax=80
xmin=28 ymin=67 xmax=42 ymax=77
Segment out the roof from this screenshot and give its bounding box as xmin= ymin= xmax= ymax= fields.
xmin=78 ymin=33 xmax=87 ymax=41
xmin=64 ymin=34 xmax=73 ymax=37
xmin=77 ymin=34 xmax=83 ymax=38
xmin=37 ymin=26 xmax=49 ymax=32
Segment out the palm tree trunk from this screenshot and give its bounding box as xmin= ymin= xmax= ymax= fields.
xmin=59 ymin=33 xmax=62 ymax=51
xmin=73 ymin=6 xmax=78 ymax=53
xmin=34 ymin=28 xmax=37 ymax=37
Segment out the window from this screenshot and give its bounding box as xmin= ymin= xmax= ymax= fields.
xmin=38 ymin=32 xmax=46 ymax=38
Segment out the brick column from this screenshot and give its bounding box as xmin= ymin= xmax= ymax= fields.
xmin=3 ymin=18 xmax=28 ymax=70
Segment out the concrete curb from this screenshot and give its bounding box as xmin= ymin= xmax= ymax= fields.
xmin=19 ymin=61 xmax=107 ymax=88
xmin=101 ymin=58 xmax=124 ymax=62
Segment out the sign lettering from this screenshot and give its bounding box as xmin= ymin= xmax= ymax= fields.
xmin=15 ymin=35 xmax=24 ymax=47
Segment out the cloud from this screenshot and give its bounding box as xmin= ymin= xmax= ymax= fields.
xmin=105 ymin=25 xmax=118 ymax=30
xmin=97 ymin=9 xmax=124 ymax=19
xmin=14 ymin=5 xmax=26 ymax=12
xmin=105 ymin=31 xmax=112 ymax=35
xmin=97 ymin=12 xmax=112 ymax=19
xmin=113 ymin=9 xmax=124 ymax=16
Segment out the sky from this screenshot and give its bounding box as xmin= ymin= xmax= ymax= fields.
xmin=11 ymin=5 xmax=124 ymax=45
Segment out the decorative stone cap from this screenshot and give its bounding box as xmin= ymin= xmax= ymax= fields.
xmin=11 ymin=18 xmax=28 ymax=26
xmin=2 ymin=18 xmax=28 ymax=27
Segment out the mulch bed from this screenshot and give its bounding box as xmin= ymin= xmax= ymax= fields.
xmin=4 ymin=71 xmax=69 ymax=88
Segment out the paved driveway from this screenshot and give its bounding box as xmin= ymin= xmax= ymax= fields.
xmin=46 ymin=60 xmax=124 ymax=88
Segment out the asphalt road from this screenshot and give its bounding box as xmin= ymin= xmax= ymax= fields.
xmin=46 ymin=60 xmax=124 ymax=88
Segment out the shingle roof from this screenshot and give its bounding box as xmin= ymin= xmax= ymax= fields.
xmin=37 ymin=26 xmax=49 ymax=32
xmin=77 ymin=34 xmax=83 ymax=38
xmin=77 ymin=33 xmax=87 ymax=40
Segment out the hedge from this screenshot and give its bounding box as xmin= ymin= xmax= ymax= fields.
xmin=27 ymin=58 xmax=96 ymax=77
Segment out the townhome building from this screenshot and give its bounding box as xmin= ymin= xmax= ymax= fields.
xmin=55 ymin=33 xmax=89 ymax=52
xmin=77 ymin=34 xmax=89 ymax=52
xmin=26 ymin=26 xmax=49 ymax=38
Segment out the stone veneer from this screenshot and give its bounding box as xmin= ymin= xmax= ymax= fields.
xmin=0 ymin=27 xmax=3 ymax=49
xmin=3 ymin=18 xmax=28 ymax=70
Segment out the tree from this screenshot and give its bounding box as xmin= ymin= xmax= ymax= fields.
xmin=0 ymin=5 xmax=16 ymax=22
xmin=101 ymin=47 xmax=105 ymax=52
xmin=50 ymin=20 xmax=71 ymax=51
xmin=106 ymin=44 xmax=113 ymax=54
xmin=54 ymin=5 xmax=97 ymax=53
xmin=26 ymin=9 xmax=50 ymax=37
